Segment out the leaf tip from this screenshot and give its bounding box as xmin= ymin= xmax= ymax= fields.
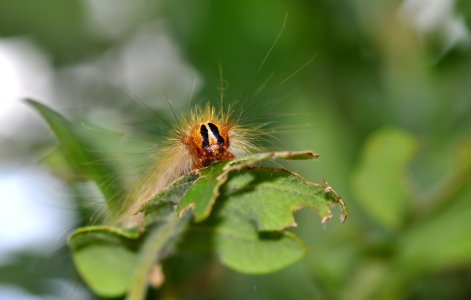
xmin=321 ymin=214 xmax=332 ymax=223
xmin=338 ymin=198 xmax=348 ymax=223
xmin=321 ymin=178 xmax=348 ymax=223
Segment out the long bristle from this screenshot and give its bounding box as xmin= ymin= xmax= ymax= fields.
xmin=112 ymin=101 xmax=266 ymax=226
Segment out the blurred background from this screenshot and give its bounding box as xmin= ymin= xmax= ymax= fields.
xmin=1 ymin=0 xmax=471 ymax=299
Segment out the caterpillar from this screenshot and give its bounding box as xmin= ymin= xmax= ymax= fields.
xmin=116 ymin=100 xmax=266 ymax=227
xmin=109 ymin=21 xmax=312 ymax=227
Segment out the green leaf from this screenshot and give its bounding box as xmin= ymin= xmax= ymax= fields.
xmin=27 ymin=100 xmax=91 ymax=176
xmin=69 ymin=150 xmax=347 ymax=296
xmin=177 ymin=166 xmax=345 ymax=274
xmin=176 ymin=151 xmax=321 ymax=222
xmin=69 ymin=226 xmax=141 ymax=298
xmin=26 ymin=99 xmax=123 ymax=213
xmin=175 ymin=167 xmax=342 ymax=274
xmin=138 ymin=170 xmax=201 ymax=216
xmin=147 ymin=151 xmax=345 ymax=274
xmin=217 ymin=167 xmax=344 ymax=231
xmin=69 ymin=203 xmax=185 ymax=298
xmin=179 ymin=218 xmax=307 ymax=274
xmin=351 ymin=127 xmax=417 ymax=230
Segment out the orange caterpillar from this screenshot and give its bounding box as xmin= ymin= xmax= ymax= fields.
xmin=112 ymin=20 xmax=311 ymax=227
xmin=116 ymin=101 xmax=265 ymax=226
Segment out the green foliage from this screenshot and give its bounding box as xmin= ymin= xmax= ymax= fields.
xmin=4 ymin=2 xmax=471 ymax=299
xmin=28 ymin=100 xmax=347 ymax=299
xmin=26 ymin=99 xmax=123 ymax=206
xmin=346 ymin=129 xmax=471 ymax=298
xmin=69 ymin=226 xmax=141 ymax=297
xmin=352 ymin=127 xmax=417 ymax=230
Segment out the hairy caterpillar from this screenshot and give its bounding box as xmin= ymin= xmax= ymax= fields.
xmin=110 ymin=21 xmax=312 ymax=227
xmin=116 ymin=101 xmax=266 ymax=226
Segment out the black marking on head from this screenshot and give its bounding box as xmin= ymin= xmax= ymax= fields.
xmin=200 ymin=124 xmax=209 ymax=148
xmin=208 ymin=122 xmax=224 ymax=144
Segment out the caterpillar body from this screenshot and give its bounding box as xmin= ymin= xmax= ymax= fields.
xmin=110 ymin=20 xmax=311 ymax=227
xmin=116 ymin=101 xmax=264 ymax=226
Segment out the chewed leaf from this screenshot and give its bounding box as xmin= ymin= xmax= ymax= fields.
xmin=175 ymin=166 xmax=346 ymax=274
xmin=219 ymin=167 xmax=345 ymax=230
xmin=69 ymin=150 xmax=347 ymax=293
xmin=175 ymin=150 xmax=320 ymax=222
xmin=136 ymin=153 xmax=346 ymax=274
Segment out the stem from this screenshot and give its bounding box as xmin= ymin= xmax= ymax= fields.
xmin=125 ymin=213 xmax=181 ymax=300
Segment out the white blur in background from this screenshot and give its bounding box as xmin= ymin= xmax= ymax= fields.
xmin=0 ymin=38 xmax=55 ymax=138
xmin=0 ymin=38 xmax=84 ymax=299
xmin=400 ymin=0 xmax=471 ymax=53
xmin=0 ymin=38 xmax=67 ymax=260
